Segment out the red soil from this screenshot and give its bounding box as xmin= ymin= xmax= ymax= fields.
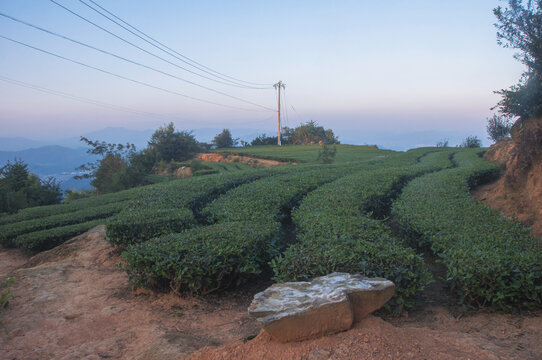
xmin=196 ymin=153 xmax=287 ymax=168
xmin=1 ymin=226 xmax=540 ymax=359
xmin=472 ymin=117 xmax=542 ymax=238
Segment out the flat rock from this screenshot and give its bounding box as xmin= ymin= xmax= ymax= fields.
xmin=248 ymin=272 xmax=394 ymax=342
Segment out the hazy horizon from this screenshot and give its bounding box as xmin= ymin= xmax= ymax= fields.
xmin=0 ymin=0 xmax=523 ymax=147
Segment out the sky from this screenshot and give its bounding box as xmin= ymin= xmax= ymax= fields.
xmin=0 ymin=0 xmax=526 ymax=148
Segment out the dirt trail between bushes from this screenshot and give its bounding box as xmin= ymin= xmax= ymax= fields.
xmin=1 ymin=226 xmax=541 ymax=359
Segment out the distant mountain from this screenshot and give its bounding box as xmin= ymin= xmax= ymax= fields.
xmin=0 ymin=137 xmax=48 ymax=151
xmin=0 ymin=145 xmax=98 ymax=191
xmin=56 ymin=127 xmax=156 ymax=150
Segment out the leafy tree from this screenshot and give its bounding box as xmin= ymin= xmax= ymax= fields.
xmin=291 ymin=121 xmax=339 ymax=145
xmin=252 ymin=122 xmax=339 ymax=146
xmin=486 ymin=114 xmax=513 ymax=142
xmin=251 ymin=134 xmax=278 ymax=146
xmin=493 ymin=0 xmax=542 ymax=119
xmin=436 ymin=139 xmax=449 ymax=148
xmin=212 ymin=129 xmax=237 ymax=148
xmin=76 ymin=124 xmax=204 ymax=194
xmin=0 ymin=159 xmax=62 ymax=213
xmin=317 ymin=144 xmax=337 ymax=164
xmin=76 ymin=137 xmax=136 ymax=194
xmin=460 ymin=136 xmax=482 ymax=148
xmin=148 ymin=123 xmax=200 ymax=162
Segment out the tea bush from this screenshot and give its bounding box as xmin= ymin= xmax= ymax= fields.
xmin=14 ymin=219 xmax=104 ymax=251
xmin=123 ymin=221 xmax=278 ymax=293
xmin=0 ymin=201 xmax=129 ymax=247
xmin=122 ymin=164 xmax=354 ymax=293
xmin=272 ymin=149 xmax=454 ymax=312
xmin=106 ymin=170 xmax=271 ymax=246
xmin=393 ymin=149 xmax=542 ymax=309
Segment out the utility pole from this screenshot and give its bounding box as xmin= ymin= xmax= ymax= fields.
xmin=273 ymin=81 xmax=285 ymax=146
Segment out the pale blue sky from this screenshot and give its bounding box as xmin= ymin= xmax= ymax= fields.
xmin=0 ymin=0 xmax=524 ymax=147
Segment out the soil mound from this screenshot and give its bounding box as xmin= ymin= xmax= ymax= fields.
xmin=473 ymin=116 xmax=542 ymax=238
xmin=191 ymin=309 xmax=542 ymax=360
xmin=196 ymin=153 xmax=287 ymax=167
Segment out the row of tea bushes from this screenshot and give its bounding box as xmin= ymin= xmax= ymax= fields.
xmin=272 ymin=150 xmax=454 ymax=312
xmin=13 ymin=219 xmax=104 ymax=251
xmin=0 ymin=201 xmax=130 ymax=249
xmin=122 ymin=165 xmax=353 ymax=294
xmin=123 ymin=221 xmax=278 ymax=294
xmin=0 ymin=188 xmax=138 ymax=226
xmin=106 ymin=170 xmax=272 ymax=246
xmin=393 ymin=150 xmax=542 ymax=309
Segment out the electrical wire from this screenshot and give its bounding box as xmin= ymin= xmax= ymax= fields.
xmin=0 ymin=34 xmax=270 ymax=112
xmin=0 ymin=12 xmax=274 ymax=111
xmin=80 ymin=0 xmax=273 ymax=88
xmin=0 ymin=74 xmax=174 ymax=118
xmin=48 ymin=0 xmax=271 ymax=91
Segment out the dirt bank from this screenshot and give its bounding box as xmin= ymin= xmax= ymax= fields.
xmin=0 ymin=226 xmax=260 ymax=360
xmin=1 ymin=227 xmax=541 ymax=359
xmin=472 ymin=117 xmax=542 ymax=238
xmin=196 ymin=153 xmax=289 ymax=168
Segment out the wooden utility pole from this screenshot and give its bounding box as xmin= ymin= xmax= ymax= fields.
xmin=273 ymin=81 xmax=285 ymax=146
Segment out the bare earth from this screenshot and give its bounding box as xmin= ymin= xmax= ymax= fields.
xmin=1 ymin=225 xmax=541 ymax=359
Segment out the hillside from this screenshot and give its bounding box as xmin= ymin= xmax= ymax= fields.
xmin=1 ymin=145 xmax=541 ymax=359
xmin=0 ymin=145 xmax=96 ymax=191
xmin=473 ymin=117 xmax=542 ymax=238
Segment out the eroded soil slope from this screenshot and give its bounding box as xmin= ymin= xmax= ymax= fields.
xmin=473 ymin=117 xmax=542 ymax=238
xmin=1 ymin=226 xmax=541 ymax=359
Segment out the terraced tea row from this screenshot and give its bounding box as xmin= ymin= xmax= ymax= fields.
xmin=272 ymin=150 xmax=454 ymax=312
xmin=0 ymin=168 xmax=274 ymax=251
xmin=122 ymin=165 xmax=355 ymax=294
xmin=0 ymin=201 xmax=130 ymax=250
xmin=0 ymin=188 xmax=138 ymax=226
xmin=393 ymin=149 xmax=542 ymax=309
xmin=106 ymin=169 xmax=274 ymax=246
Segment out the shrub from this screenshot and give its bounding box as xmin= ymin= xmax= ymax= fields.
xmin=460 ymin=136 xmax=482 ymax=148
xmin=392 ymin=149 xmax=542 ymax=309
xmin=123 ymin=221 xmax=279 ymax=294
xmin=271 ymin=149 xmax=454 ymax=313
xmin=486 ymin=114 xmax=512 ymax=142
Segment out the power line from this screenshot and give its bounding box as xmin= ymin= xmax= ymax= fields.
xmin=0 ymin=75 xmax=173 ymax=118
xmin=0 ymin=12 xmax=274 ymax=111
xmin=0 ymin=34 xmax=269 ymax=112
xmin=80 ymin=0 xmax=273 ymax=88
xmin=48 ymin=0 xmax=271 ymax=91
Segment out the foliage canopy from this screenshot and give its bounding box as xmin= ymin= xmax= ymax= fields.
xmin=0 ymin=159 xmax=62 ymax=214
xmin=494 ymin=0 xmax=542 ymax=119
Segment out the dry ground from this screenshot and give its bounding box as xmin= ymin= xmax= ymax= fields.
xmin=1 ymin=225 xmax=540 ymax=360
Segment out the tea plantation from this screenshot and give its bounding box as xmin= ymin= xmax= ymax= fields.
xmin=1 ymin=145 xmax=540 ymax=311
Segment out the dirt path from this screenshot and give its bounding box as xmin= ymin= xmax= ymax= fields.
xmin=1 ymin=226 xmax=541 ymax=359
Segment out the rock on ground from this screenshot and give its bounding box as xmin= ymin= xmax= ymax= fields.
xmin=248 ymin=273 xmax=394 ymax=342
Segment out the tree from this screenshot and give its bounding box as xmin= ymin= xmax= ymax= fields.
xmin=75 ymin=137 xmax=136 ymax=194
xmin=0 ymin=159 xmax=62 ymax=214
xmin=212 ymin=129 xmax=237 ymax=148
xmin=251 ymin=134 xmax=278 ymax=146
xmin=460 ymin=136 xmax=482 ymax=148
xmin=436 ymin=139 xmax=449 ymax=147
xmin=487 ymin=114 xmax=513 ymax=142
xmin=148 ymin=123 xmax=200 ymax=162
xmin=493 ymin=0 xmax=542 ymax=119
